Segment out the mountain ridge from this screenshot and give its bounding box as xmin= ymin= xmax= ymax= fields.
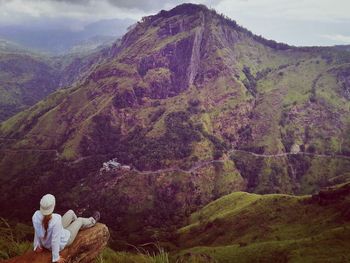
xmin=0 ymin=18 xmax=133 ymax=54
xmin=0 ymin=2 xmax=349 ymax=250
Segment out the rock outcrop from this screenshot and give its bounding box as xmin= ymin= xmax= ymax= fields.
xmin=3 ymin=223 xmax=109 ymax=263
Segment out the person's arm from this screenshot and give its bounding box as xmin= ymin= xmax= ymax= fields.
xmin=32 ymin=214 xmax=42 ymax=251
xmin=33 ymin=230 xmax=43 ymax=252
xmin=51 ymin=219 xmax=61 ymax=262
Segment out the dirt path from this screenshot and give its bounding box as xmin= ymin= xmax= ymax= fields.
xmin=1 ymin=147 xmax=349 ymax=176
xmin=133 ymin=159 xmax=226 ymax=175
xmin=131 ymin=150 xmax=350 ymax=175
xmin=228 ymin=149 xmax=350 ymax=159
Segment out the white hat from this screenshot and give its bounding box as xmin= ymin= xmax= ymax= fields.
xmin=40 ymin=194 xmax=56 ymax=216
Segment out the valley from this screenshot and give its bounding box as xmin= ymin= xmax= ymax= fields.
xmin=0 ymin=3 xmax=349 ymax=262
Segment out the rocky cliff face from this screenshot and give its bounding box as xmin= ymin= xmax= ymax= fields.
xmin=3 ymin=224 xmax=109 ymax=263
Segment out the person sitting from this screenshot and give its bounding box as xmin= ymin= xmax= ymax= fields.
xmin=32 ymin=194 xmax=100 ymax=263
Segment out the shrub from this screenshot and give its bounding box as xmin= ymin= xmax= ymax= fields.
xmin=149 ymin=107 xmax=166 ymax=122
xmin=307 ymin=145 xmax=316 ymax=153
xmin=187 ymin=99 xmax=201 ymax=114
xmin=279 ymin=111 xmax=289 ymax=127
xmin=113 ymin=90 xmax=136 ymax=108
xmin=213 ymin=149 xmax=223 ymax=160
xmin=0 ymin=218 xmax=32 ymax=260
xmin=242 ymin=66 xmax=257 ymax=96
xmin=151 ymin=100 xmax=161 ymax=107
xmin=281 ymin=130 xmax=294 ymax=152
xmin=238 ymin=125 xmax=252 ymax=140
xmin=188 ymin=98 xmax=200 ymax=107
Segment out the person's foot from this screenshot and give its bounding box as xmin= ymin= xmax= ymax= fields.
xmin=92 ymin=211 xmax=100 ymax=223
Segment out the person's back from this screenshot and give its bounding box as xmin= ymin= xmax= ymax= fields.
xmin=32 ymin=210 xmax=70 ymax=259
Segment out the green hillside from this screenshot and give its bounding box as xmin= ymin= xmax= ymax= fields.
xmin=2 ymin=184 xmax=349 ymax=262
xmin=0 ymin=2 xmax=349 ymax=251
xmin=0 ymin=50 xmax=60 ymax=121
xmin=0 ymin=37 xmax=115 ymax=122
xmin=174 ymin=183 xmax=350 ymax=262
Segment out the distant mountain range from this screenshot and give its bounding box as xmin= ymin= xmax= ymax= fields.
xmin=0 ymin=18 xmax=134 ymax=54
xmin=0 ymin=35 xmax=121 ymax=122
xmin=0 ymin=17 xmax=131 ymax=121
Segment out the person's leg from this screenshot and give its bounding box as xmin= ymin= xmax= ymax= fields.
xmin=61 ymin=210 xmax=77 ymax=229
xmin=66 ymin=217 xmax=96 ymax=246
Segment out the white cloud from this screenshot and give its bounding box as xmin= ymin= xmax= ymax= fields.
xmin=1 ymin=0 xmax=350 ymax=24
xmin=215 ymin=0 xmax=350 ymax=22
xmin=0 ymin=0 xmax=146 ymax=25
xmin=321 ymin=34 xmax=350 ymax=44
xmin=0 ymin=0 xmax=350 ymax=46
xmin=214 ymin=0 xmax=350 ymax=46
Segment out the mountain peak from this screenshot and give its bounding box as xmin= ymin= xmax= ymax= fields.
xmin=132 ymin=2 xmax=291 ymax=52
xmin=157 ymin=3 xmax=209 ymax=17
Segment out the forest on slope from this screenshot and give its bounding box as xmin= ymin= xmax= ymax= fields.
xmin=0 ymin=3 xmax=349 ymax=262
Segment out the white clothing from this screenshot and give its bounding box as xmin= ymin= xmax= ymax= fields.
xmin=32 ymin=210 xmax=70 ymax=262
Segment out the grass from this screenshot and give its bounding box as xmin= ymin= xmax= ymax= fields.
xmin=2 ymin=182 xmax=350 ymax=263
xmin=96 ymin=243 xmax=170 ymax=263
xmin=175 ymin=229 xmax=350 ymax=263
xmin=175 ymin=183 xmax=350 ymax=262
xmin=0 ymin=52 xmax=60 ymax=122
xmin=0 ymin=217 xmax=171 ymax=263
xmin=0 ymin=218 xmax=32 ymax=260
xmin=299 ymin=157 xmax=350 ymax=194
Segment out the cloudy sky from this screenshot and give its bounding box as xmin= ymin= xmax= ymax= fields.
xmin=0 ymin=0 xmax=349 ymax=46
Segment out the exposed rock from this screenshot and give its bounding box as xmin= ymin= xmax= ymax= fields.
xmin=188 ymin=24 xmax=204 ymax=85
xmin=138 ymin=33 xmax=201 ymax=98
xmin=168 ymin=35 xmax=196 ymax=95
xmin=290 ymin=143 xmax=300 ymax=154
xmin=4 ymin=223 xmax=109 ymax=263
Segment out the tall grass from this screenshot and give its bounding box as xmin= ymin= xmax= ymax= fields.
xmin=95 ymin=243 xmax=169 ymax=263
xmin=146 ymin=243 xmax=170 ymax=263
xmin=0 ymin=217 xmax=32 ymax=260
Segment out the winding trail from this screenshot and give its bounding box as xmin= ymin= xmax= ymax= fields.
xmin=0 ymin=146 xmax=349 ymax=176
xmin=228 ymin=149 xmax=350 ymax=160
xmin=134 ymin=159 xmax=225 ymax=175
xmin=132 ymin=150 xmax=350 ymax=175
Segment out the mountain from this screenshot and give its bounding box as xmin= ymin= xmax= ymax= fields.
xmin=67 ymin=35 xmax=116 ymax=54
xmin=0 ymin=18 xmax=133 ymax=54
xmin=0 ymin=2 xmax=349 ymax=252
xmin=0 ymin=39 xmax=30 ymax=54
xmin=0 ymin=39 xmax=117 ymax=122
xmin=0 ymin=44 xmax=60 ymax=121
